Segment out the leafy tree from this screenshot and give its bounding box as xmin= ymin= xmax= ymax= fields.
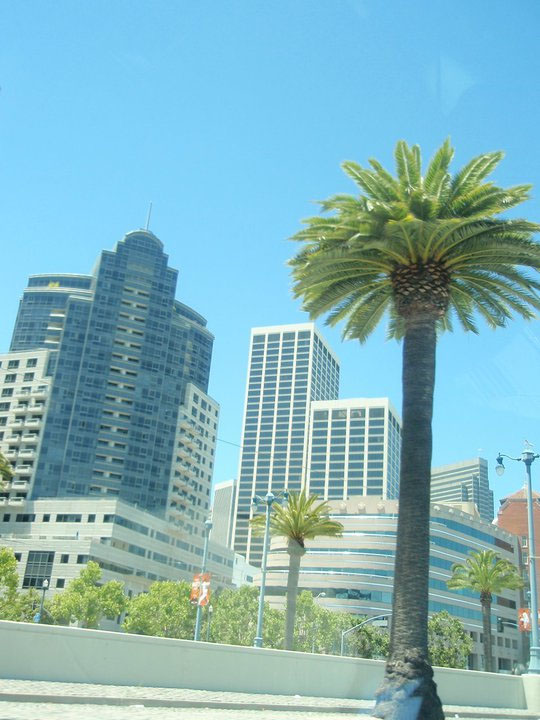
xmin=251 ymin=491 xmax=343 ymax=650
xmin=0 ymin=452 xmax=13 ymax=490
xmin=0 ymin=547 xmax=19 ymax=596
xmin=427 ymin=611 xmax=472 ymax=669
xmin=346 ymin=619 xmax=390 ymax=660
xmin=290 ymin=139 xmax=540 ymax=718
xmin=209 ymin=585 xmax=283 ymax=648
xmin=123 ymin=581 xmax=195 ymax=638
xmin=294 ymin=590 xmax=341 ymax=654
xmin=447 ymin=550 xmax=523 ymax=672
xmin=49 ymin=561 xmax=127 ymax=629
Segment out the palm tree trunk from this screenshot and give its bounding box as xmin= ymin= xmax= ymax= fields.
xmin=285 ymin=540 xmax=304 ymax=650
xmin=481 ymin=594 xmax=493 ymax=672
xmin=374 ymin=317 xmax=444 ymax=720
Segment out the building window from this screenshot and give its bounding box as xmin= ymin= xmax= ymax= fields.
xmin=60 ymin=554 xmax=69 ymax=564
xmin=42 ymin=514 xmax=50 ymax=522
xmin=22 ymin=551 xmax=54 ymax=588
xmin=56 ymin=579 xmax=65 ymax=588
xmin=23 ymin=373 xmax=35 ymax=382
xmin=4 ymin=374 xmax=16 ymax=383
xmin=26 ymin=358 xmax=38 ymax=368
xmin=3 ymin=514 xmax=10 ymax=522
xmin=56 ymin=514 xmax=82 ymax=523
xmin=7 ymin=360 xmax=19 ymax=369
xmin=88 ymin=514 xmax=96 ymax=523
xmin=1 ymin=389 xmax=13 ymax=397
xmin=76 ymin=555 xmax=89 ymax=564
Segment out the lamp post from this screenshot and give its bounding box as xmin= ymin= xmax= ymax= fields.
xmin=206 ymin=604 xmax=213 ymax=642
xmin=311 ymin=592 xmax=326 ymax=653
xmin=34 ymin=578 xmax=49 ymax=623
xmin=341 ymin=613 xmax=391 ymax=656
xmin=194 ymin=516 xmax=213 ymax=642
xmin=496 ymin=448 xmax=540 ymax=674
xmin=252 ymin=490 xmax=288 ymax=648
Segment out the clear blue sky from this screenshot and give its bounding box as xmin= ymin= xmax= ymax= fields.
xmin=1 ymin=1 xmax=539 ymax=510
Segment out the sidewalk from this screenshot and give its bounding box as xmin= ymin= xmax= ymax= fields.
xmin=0 ymin=679 xmax=537 ymax=720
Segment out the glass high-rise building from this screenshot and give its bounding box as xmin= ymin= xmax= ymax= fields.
xmin=306 ymin=398 xmax=401 ymax=500
xmin=232 ymin=323 xmax=340 ymax=565
xmin=6 ymin=229 xmax=215 ymax=520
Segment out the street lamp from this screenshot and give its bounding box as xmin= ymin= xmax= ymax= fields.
xmin=341 ymin=613 xmax=391 ymax=656
xmin=34 ymin=578 xmax=49 ymax=623
xmin=206 ymin=604 xmax=214 ymax=642
xmin=252 ymin=490 xmax=288 ymax=648
xmin=311 ymin=592 xmax=326 ymax=653
xmin=496 ymin=448 xmax=539 ymax=674
xmin=194 ymin=516 xmax=213 ymax=642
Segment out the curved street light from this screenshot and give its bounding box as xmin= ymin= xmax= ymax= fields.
xmin=496 ymin=448 xmax=539 ymax=674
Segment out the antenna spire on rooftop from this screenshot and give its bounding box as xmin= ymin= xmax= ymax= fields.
xmin=145 ymin=202 xmax=153 ymax=231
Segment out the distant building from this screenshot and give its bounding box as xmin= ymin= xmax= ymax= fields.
xmin=306 ymin=398 xmax=401 ymax=500
xmin=262 ymin=496 xmax=524 ymax=672
xmin=497 ymin=486 xmax=540 ymax=612
xmin=211 ymin=479 xmax=236 ymax=548
xmin=431 ymin=458 xmax=494 ymax=522
xmin=232 ymin=323 xmax=340 ymax=566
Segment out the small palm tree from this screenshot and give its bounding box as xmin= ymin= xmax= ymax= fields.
xmin=290 ymin=139 xmax=540 ymax=718
xmin=447 ymin=550 xmax=523 ymax=672
xmin=251 ymin=491 xmax=343 ymax=650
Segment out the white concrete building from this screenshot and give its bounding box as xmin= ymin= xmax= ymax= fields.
xmin=306 ymin=398 xmax=401 ymax=501
xmin=211 ymin=479 xmax=236 ymax=548
xmin=0 ymin=497 xmax=236 ymax=617
xmin=0 ymin=350 xmax=51 ymax=504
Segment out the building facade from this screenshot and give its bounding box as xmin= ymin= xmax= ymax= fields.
xmin=263 ymin=497 xmax=524 ymax=671
xmin=0 ymin=350 xmax=51 ymax=504
xmin=0 ymin=498 xmax=235 ymax=624
xmin=306 ymin=398 xmax=401 ymax=500
xmin=497 ymin=486 xmax=540 ymax=613
xmin=211 ymin=479 xmax=236 ymax=548
xmin=2 ymin=230 xmax=216 ymax=531
xmin=232 ymin=323 xmax=340 ymax=565
xmin=431 ymin=458 xmax=494 ymax=522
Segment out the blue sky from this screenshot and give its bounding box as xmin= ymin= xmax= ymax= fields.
xmin=1 ymin=1 xmax=540 ymax=509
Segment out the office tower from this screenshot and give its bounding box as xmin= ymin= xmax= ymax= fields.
xmin=306 ymin=398 xmax=401 ymax=500
xmin=0 ymin=350 xmax=51 ymax=503
xmin=232 ymin=323 xmax=340 ymax=565
xmin=430 ymin=458 xmax=494 ymax=522
xmin=3 ymin=229 xmax=215 ymax=525
xmin=167 ymin=383 xmax=219 ymax=533
xmin=211 ymin=479 xmax=236 ymax=548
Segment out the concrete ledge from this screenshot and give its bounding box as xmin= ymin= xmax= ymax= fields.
xmin=0 ymin=621 xmax=536 ymax=713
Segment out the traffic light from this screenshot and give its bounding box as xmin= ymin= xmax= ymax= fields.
xmin=497 ymin=617 xmax=504 ymax=633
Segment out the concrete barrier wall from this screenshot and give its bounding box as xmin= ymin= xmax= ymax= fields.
xmin=0 ymin=621 xmax=534 ymax=711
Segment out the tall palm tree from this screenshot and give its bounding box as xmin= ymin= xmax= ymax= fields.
xmin=447 ymin=550 xmax=523 ymax=673
xmin=289 ymin=139 xmax=540 ymax=719
xmin=251 ymin=490 xmax=343 ymax=650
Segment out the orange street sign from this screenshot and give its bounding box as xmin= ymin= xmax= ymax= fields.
xmin=518 ymin=608 xmax=531 ymax=632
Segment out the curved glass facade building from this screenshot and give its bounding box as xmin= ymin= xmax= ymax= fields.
xmin=264 ymin=496 xmax=524 ymax=671
xmin=5 ymin=230 xmax=214 ymax=520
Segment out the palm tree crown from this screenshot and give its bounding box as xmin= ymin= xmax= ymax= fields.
xmin=447 ymin=549 xmax=523 ymax=601
xmin=251 ymin=490 xmax=344 ymax=547
xmin=290 ymin=139 xmax=540 ymax=338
